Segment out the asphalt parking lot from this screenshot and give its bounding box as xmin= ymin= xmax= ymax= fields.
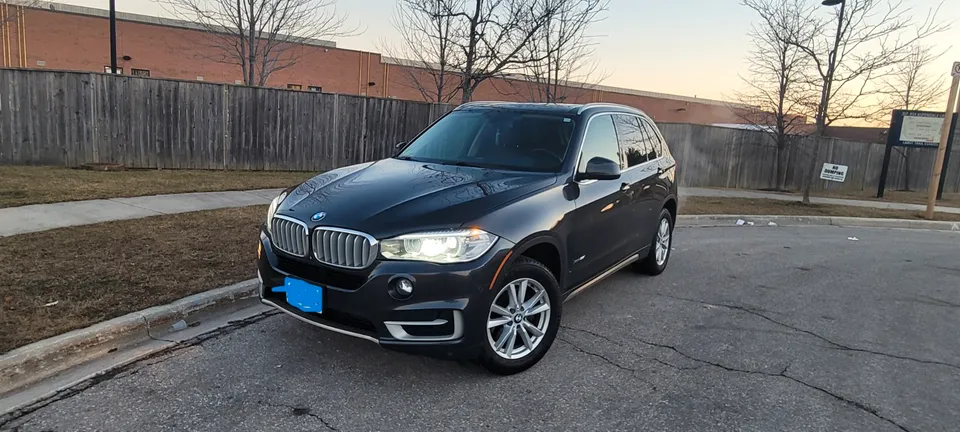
xmin=4 ymin=226 xmax=959 ymax=432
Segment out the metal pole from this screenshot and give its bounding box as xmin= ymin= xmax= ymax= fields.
xmin=925 ymin=67 xmax=960 ymax=219
xmin=804 ymin=0 xmax=845 ymax=203
xmin=937 ymin=112 xmax=957 ymax=201
xmin=109 ymin=0 xmax=117 ymax=73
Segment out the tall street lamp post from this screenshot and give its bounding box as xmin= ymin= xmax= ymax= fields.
xmin=803 ymin=0 xmax=846 ymax=203
xmin=109 ymin=0 xmax=117 ymax=73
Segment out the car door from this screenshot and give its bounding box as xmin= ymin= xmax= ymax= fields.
xmin=638 ymin=117 xmax=676 ymax=245
xmin=566 ymin=114 xmax=634 ymax=289
xmin=612 ymin=115 xmax=655 ymax=248
xmin=616 ymin=115 xmax=662 ymax=250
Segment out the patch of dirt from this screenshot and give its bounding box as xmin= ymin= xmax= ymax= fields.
xmin=0 ymin=206 xmax=266 ymax=353
xmin=0 ymin=166 xmax=314 ymax=208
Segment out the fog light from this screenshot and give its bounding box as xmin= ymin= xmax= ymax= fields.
xmin=396 ymin=278 xmax=414 ymax=296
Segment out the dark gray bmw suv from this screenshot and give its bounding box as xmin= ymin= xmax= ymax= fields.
xmin=256 ymin=102 xmax=678 ymax=374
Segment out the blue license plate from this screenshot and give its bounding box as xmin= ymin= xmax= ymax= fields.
xmin=273 ymin=277 xmax=323 ymax=313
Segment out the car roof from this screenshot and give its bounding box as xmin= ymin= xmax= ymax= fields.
xmin=453 ymin=101 xmax=650 ymax=118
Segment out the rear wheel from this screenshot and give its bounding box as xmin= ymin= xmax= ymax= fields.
xmin=478 ymin=257 xmax=561 ymax=375
xmin=636 ymin=208 xmax=673 ymax=275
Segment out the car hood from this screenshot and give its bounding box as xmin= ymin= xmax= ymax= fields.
xmin=277 ymin=158 xmax=558 ymax=238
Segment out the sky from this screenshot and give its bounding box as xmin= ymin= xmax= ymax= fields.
xmin=61 ymin=0 xmax=959 ymax=105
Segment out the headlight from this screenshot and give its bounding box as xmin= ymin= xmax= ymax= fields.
xmin=265 ymin=191 xmax=288 ymax=232
xmin=380 ymin=229 xmax=497 ymax=263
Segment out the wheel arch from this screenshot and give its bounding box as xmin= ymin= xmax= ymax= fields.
xmin=663 ymin=196 xmax=678 ymax=222
xmin=508 ymin=233 xmax=566 ymax=290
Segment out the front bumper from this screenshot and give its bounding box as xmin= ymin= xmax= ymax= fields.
xmin=257 ymin=228 xmax=515 ymax=360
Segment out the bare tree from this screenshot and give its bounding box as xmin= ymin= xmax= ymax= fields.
xmin=521 ymin=0 xmax=609 ymax=103
xmin=384 ymin=0 xmax=462 ymax=103
xmin=454 ymin=0 xmax=558 ymax=103
xmin=883 ymin=45 xmax=948 ymax=111
xmin=394 ymin=0 xmax=558 ymax=104
xmin=736 ymin=0 xmax=816 ymax=191
xmin=882 ymin=45 xmax=947 ymax=191
xmin=156 ymin=0 xmax=355 ymax=86
xmin=781 ymin=0 xmax=949 ymax=203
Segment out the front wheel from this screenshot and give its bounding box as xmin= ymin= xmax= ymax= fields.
xmin=636 ymin=208 xmax=673 ymax=275
xmin=478 ymin=256 xmax=562 ymax=375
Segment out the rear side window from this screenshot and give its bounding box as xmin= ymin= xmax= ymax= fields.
xmin=613 ymin=114 xmax=650 ymax=168
xmin=577 ymin=115 xmax=621 ymax=175
xmin=640 ymin=118 xmax=669 ymax=158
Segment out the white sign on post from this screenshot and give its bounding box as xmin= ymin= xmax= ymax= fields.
xmin=820 ymin=163 xmax=848 ymax=182
xmin=953 ymin=61 xmax=960 ymax=77
xmin=900 ymin=115 xmax=945 ymax=144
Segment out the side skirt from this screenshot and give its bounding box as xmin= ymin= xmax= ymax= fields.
xmin=563 ymin=253 xmax=640 ymax=303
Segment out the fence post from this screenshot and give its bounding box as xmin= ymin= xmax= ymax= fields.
xmin=221 ymin=84 xmax=230 ymax=170
xmin=88 ymin=73 xmax=99 ymax=164
xmin=332 ymin=93 xmax=339 ymax=168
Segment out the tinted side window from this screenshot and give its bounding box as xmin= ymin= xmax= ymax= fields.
xmin=614 ymin=114 xmax=649 ymax=168
xmin=640 ymin=118 xmax=667 ymax=158
xmin=577 ymin=115 xmax=621 ymax=175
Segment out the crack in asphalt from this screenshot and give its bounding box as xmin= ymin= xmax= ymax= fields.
xmin=562 ymin=325 xmax=913 ymax=432
xmin=654 ymin=293 xmax=960 ymax=371
xmin=556 ymin=336 xmax=658 ymax=390
xmin=776 ymin=369 xmax=912 ymax=432
xmin=257 ymin=400 xmax=339 ymax=431
xmin=911 ymin=295 xmax=960 ymax=309
xmin=0 ymin=311 xmax=280 ymax=429
xmin=560 ymin=325 xmax=703 ymax=371
xmin=557 ymin=336 xmax=639 ymax=373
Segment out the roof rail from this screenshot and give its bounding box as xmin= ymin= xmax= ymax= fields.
xmin=576 ymin=102 xmax=645 ymax=115
xmin=453 ymin=101 xmax=511 ymax=111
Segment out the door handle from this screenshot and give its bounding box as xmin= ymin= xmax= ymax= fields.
xmin=620 ymin=183 xmax=631 ymax=191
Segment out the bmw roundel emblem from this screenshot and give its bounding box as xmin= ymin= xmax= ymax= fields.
xmin=311 ymin=212 xmax=327 ymax=222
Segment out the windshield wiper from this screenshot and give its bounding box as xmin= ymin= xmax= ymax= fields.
xmin=452 ymin=161 xmax=486 ymax=168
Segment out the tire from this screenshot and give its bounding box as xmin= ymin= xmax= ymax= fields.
xmin=636 ymin=208 xmax=674 ymax=275
xmin=478 ymin=256 xmax=562 ymax=375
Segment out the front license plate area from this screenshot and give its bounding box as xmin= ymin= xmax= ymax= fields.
xmin=273 ymin=277 xmax=323 ymax=313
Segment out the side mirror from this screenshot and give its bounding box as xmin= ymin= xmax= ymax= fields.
xmin=577 ymin=156 xmax=621 ymax=181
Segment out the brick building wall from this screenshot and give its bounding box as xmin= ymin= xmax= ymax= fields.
xmin=1 ymin=2 xmax=760 ymax=125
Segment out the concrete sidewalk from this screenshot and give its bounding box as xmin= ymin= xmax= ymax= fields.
xmin=683 ymin=187 xmax=960 ymax=215
xmin=0 ymin=189 xmax=283 ymax=237
xmin=3 ymin=186 xmax=959 ymax=237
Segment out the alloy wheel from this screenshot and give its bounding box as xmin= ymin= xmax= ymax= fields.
xmin=655 ymin=218 xmax=671 ymax=266
xmin=486 ymin=277 xmax=552 ymax=360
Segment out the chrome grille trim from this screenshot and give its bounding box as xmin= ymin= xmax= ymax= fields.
xmin=271 ymin=215 xmax=309 ymax=257
xmin=312 ymin=227 xmax=379 ymax=269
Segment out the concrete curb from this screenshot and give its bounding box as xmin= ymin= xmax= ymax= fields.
xmin=676 ymin=214 xmax=960 ymax=232
xmin=0 ymin=279 xmax=258 ymax=397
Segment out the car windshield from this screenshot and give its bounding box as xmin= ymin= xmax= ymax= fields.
xmin=396 ymin=109 xmax=577 ymax=172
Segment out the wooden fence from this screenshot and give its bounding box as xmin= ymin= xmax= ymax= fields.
xmin=1 ymin=69 xmax=957 ymax=193
xmin=658 ymin=123 xmax=960 ymax=193
xmin=0 ymin=69 xmax=453 ymax=171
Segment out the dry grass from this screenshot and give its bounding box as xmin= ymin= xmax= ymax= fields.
xmin=682 ymin=197 xmax=960 ymax=221
xmin=0 ymin=166 xmax=315 ymax=208
xmin=0 ymin=206 xmax=266 ymax=353
xmin=809 ymin=189 xmax=960 ymax=208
